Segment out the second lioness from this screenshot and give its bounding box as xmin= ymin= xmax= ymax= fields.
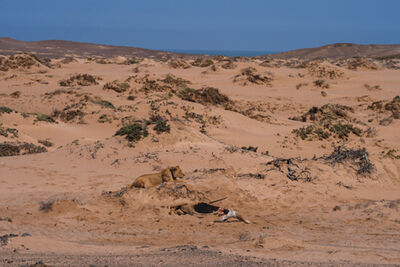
xmin=129 ymin=166 xmax=185 ymax=188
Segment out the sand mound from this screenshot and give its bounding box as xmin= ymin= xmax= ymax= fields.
xmin=60 ymin=57 xmax=77 ymax=64
xmin=168 ymin=59 xmax=191 ymax=69
xmin=0 ymin=54 xmax=45 ymax=71
xmin=233 ymin=67 xmax=273 ymax=86
xmin=290 ymin=104 xmax=353 ymax=122
xmin=178 ymin=87 xmax=230 ymax=106
xmin=346 ymin=57 xmax=379 ymax=70
xmin=191 ymin=58 xmax=214 ymax=67
xmin=305 ymin=61 xmax=345 ymax=79
xmin=368 ymin=96 xmax=400 ymax=125
xmin=156 ymin=183 xmax=206 ymax=201
xmin=221 ymin=60 xmax=237 ymax=69
xmin=0 ymin=142 xmax=47 ymax=157
xmin=52 ymin=103 xmax=86 ymax=123
xmin=103 ymin=80 xmax=130 ymax=93
xmin=0 ymin=124 xmax=18 ymax=138
xmin=59 ymin=74 xmax=100 ymax=87
xmin=161 ymin=74 xmax=191 ymax=89
xmin=290 ymin=104 xmax=363 ymax=140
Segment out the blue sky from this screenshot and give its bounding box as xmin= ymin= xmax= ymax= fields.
xmin=1 ymin=0 xmax=399 ymax=51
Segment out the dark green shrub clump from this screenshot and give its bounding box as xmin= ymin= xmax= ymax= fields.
xmin=241 ymin=146 xmax=258 ymax=152
xmin=314 ymin=79 xmax=329 ymax=89
xmin=153 ymin=119 xmax=170 ymax=134
xmin=36 ymin=114 xmax=56 ymax=123
xmin=114 ymin=123 xmax=148 ymax=142
xmin=178 ymin=87 xmax=230 ymax=106
xmin=330 ymin=122 xmax=362 ymax=139
xmin=0 ymin=106 xmax=13 ymax=115
xmin=0 ymin=142 xmax=47 ymax=157
xmin=96 ymin=100 xmax=116 ymax=110
xmin=38 ymin=139 xmax=54 ymax=147
xmin=59 ymin=74 xmax=98 ymax=87
xmin=103 ymin=81 xmax=130 ymax=93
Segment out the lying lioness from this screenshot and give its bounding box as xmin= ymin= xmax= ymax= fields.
xmin=129 ymin=166 xmax=185 ymax=188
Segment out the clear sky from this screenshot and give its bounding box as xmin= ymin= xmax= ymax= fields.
xmin=1 ymin=0 xmax=399 ymax=52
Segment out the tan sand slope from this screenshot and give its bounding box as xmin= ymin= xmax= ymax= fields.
xmin=0 ymin=53 xmax=400 ymax=266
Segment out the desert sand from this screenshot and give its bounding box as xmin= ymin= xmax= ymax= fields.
xmin=0 ymin=50 xmax=400 ymax=266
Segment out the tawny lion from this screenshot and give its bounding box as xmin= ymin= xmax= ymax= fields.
xmin=129 ymin=166 xmax=185 ymax=188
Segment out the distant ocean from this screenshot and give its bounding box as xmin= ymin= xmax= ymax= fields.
xmin=165 ymin=49 xmax=279 ymax=57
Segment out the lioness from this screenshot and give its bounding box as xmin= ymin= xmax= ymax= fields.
xmin=129 ymin=166 xmax=185 ymax=188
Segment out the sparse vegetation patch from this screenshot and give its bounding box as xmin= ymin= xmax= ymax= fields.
xmin=103 ymin=80 xmax=130 ymax=93
xmin=178 ymin=87 xmax=230 ymax=106
xmin=0 ymin=142 xmax=47 ymax=157
xmin=0 ymin=106 xmax=14 ymax=115
xmin=323 ymin=146 xmax=375 ymax=175
xmin=168 ymin=59 xmax=191 ymax=69
xmin=291 ymin=104 xmax=362 ymax=140
xmin=114 ymin=123 xmax=148 ymax=142
xmin=59 ymin=74 xmax=99 ymax=86
xmin=191 ymin=58 xmax=214 ymax=67
xmin=233 ymin=67 xmax=273 ymax=86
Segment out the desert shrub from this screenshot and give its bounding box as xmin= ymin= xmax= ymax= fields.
xmin=114 ymin=123 xmax=148 ymax=142
xmin=124 ymin=57 xmax=142 ymax=65
xmin=0 ymin=54 xmax=43 ymax=71
xmin=38 ymin=139 xmax=53 ymax=147
xmin=162 ymin=74 xmax=191 ymax=88
xmin=127 ymin=95 xmax=136 ymax=101
xmin=178 ymin=87 xmax=230 ymax=106
xmin=293 ymin=122 xmax=361 ymax=141
xmin=0 ymin=142 xmax=47 ymax=157
xmin=59 ymin=74 xmax=99 ymax=86
xmin=103 ymin=80 xmax=130 ymax=93
xmin=233 ymin=67 xmax=273 ymax=86
xmin=290 ymin=104 xmax=353 ymax=122
xmin=293 ymin=125 xmax=330 ymax=140
xmin=296 ymin=83 xmax=308 ymax=90
xmin=221 ymin=60 xmax=237 ymax=69
xmin=368 ymin=101 xmax=384 ymax=111
xmin=323 ymin=146 xmax=375 ymax=175
xmin=314 ymin=79 xmax=330 ymax=89
xmin=291 ymin=104 xmax=362 ymax=140
xmin=52 ymin=107 xmax=85 ymax=122
xmin=241 ymin=146 xmax=258 ymax=152
xmin=141 ymin=79 xmax=170 ymax=93
xmin=191 ymin=58 xmax=214 ymax=67
xmin=9 ymin=91 xmax=21 ymax=98
xmin=35 ymin=114 xmax=56 ymax=123
xmin=330 ymin=122 xmax=362 ymax=139
xmin=376 ymin=54 xmax=400 ymax=60
xmin=384 ymin=96 xmax=400 ymax=114
xmin=368 ymin=96 xmax=400 ymax=119
xmin=61 ymin=57 xmax=77 ymax=64
xmin=96 ymin=100 xmax=115 ymax=110
xmin=0 ymin=126 xmax=18 ymax=138
xmin=347 ymin=57 xmax=378 ymax=70
xmin=364 ymin=84 xmax=381 ymax=91
xmin=384 ymin=149 xmax=400 ymax=159
xmin=168 ymin=59 xmax=191 ymax=69
xmin=306 ymin=61 xmax=345 ymax=79
xmin=98 ymin=114 xmax=112 ymax=123
xmin=39 ymin=201 xmax=54 ymax=212
xmin=0 ymin=106 xmax=14 ymax=115
xmin=153 ymin=119 xmax=171 ymax=134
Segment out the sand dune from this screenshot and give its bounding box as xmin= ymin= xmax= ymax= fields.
xmin=0 ymin=51 xmax=400 ymax=266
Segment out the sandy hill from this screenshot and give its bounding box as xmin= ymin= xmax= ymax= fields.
xmin=0 ymin=37 xmax=195 ymax=59
xmin=0 ymin=48 xmax=399 ymax=266
xmin=268 ymin=43 xmax=400 ymax=59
